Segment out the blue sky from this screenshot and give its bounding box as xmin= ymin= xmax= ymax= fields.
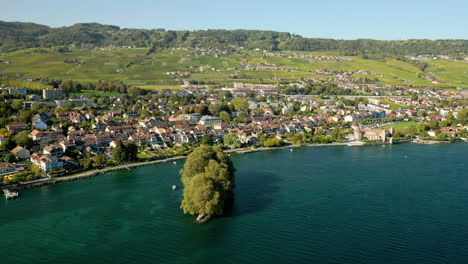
xmin=2 ymin=0 xmax=467 ymax=40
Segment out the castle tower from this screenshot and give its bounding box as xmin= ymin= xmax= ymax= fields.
xmin=351 ymin=122 xmax=362 ymax=141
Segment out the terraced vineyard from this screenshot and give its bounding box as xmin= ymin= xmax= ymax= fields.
xmin=1 ymin=47 xmax=467 ymax=88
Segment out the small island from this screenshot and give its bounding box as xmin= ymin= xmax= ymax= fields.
xmin=180 ymin=146 xmax=235 ymax=223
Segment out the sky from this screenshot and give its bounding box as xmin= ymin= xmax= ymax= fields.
xmin=2 ymin=0 xmax=467 ymax=40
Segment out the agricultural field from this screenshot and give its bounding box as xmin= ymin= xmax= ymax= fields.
xmin=379 ymin=99 xmax=412 ymax=109
xmin=1 ymin=47 xmax=467 ymax=88
xmin=380 ymin=122 xmax=420 ymax=130
xmin=70 ymin=90 xmax=124 ymax=97
xmin=135 ymin=85 xmax=183 ymax=90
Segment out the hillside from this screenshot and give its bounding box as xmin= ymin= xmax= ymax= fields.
xmin=1 ymin=47 xmax=467 ymax=88
xmin=0 ymin=21 xmax=467 ymax=57
xmin=0 ymin=21 xmax=467 ymax=88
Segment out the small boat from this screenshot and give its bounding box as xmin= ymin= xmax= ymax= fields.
xmin=382 ymin=145 xmax=386 ymax=147
xmin=172 ymin=185 xmax=177 ymax=190
xmin=196 ymin=214 xmax=210 ymax=223
xmin=3 ymin=189 xmax=19 ymax=200
xmin=173 ymin=161 xmax=176 ymax=164
xmin=290 ymin=149 xmax=293 ymax=152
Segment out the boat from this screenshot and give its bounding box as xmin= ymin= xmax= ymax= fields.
xmin=172 ymin=185 xmax=177 ymax=190
xmin=3 ymin=189 xmax=19 ymax=200
xmin=290 ymin=149 xmax=293 ymax=152
xmin=173 ymin=161 xmax=176 ymax=164
xmin=196 ymin=214 xmax=210 ymax=223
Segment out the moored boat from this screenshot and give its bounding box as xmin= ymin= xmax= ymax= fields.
xmin=196 ymin=214 xmax=210 ymax=223
xmin=3 ymin=189 xmax=19 ymax=200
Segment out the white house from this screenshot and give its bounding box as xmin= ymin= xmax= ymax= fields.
xmin=199 ymin=116 xmax=222 ymax=126
xmin=31 ymin=154 xmax=63 ymax=172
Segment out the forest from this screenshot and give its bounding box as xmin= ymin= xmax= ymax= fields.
xmin=1 ymin=21 xmax=466 ymax=57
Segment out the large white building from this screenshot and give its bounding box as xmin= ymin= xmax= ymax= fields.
xmin=31 ymin=154 xmax=63 ymax=172
xmin=199 ymin=116 xmax=222 ymax=126
xmin=42 ymin=89 xmax=63 ymax=100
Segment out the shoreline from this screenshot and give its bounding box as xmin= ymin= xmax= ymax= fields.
xmin=3 ymin=140 xmax=465 ymax=192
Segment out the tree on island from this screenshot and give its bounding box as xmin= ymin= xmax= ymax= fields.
xmin=180 ymin=146 xmax=235 ymax=221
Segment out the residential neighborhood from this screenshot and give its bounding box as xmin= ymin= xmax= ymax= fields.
xmin=0 ymin=79 xmax=466 ymax=185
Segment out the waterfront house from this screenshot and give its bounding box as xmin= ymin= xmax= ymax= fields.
xmin=10 ymin=146 xmax=30 ymax=160
xmin=30 ymin=153 xmax=63 ymax=172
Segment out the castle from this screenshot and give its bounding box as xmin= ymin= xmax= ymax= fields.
xmin=352 ymin=122 xmax=393 ymax=142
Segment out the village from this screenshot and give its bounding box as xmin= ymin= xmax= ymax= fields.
xmin=0 ymin=80 xmax=467 ymax=187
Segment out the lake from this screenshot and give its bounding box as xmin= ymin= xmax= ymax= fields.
xmin=1 ymin=144 xmax=467 ymax=264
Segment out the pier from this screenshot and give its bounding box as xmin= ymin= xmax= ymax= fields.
xmin=3 ymin=189 xmax=19 ymax=199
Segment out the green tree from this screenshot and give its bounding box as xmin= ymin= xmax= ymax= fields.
xmin=392 ymin=130 xmax=404 ymax=139
xmin=219 ymin=111 xmax=231 ymax=122
xmin=458 ymin=108 xmax=468 ymax=124
xmin=201 ymin=134 xmax=213 ymax=145
xmin=64 ymin=102 xmax=75 ymax=111
xmin=12 ymin=100 xmax=23 ymax=111
xmin=231 ymin=97 xmax=248 ymax=111
xmin=126 ymin=142 xmax=139 ymax=161
xmin=18 ymin=110 xmax=33 ymax=123
xmin=97 ymin=98 xmax=106 ymax=105
xmin=263 ymin=137 xmax=281 ymax=147
xmin=232 ymin=112 xmax=248 ymax=124
xmin=80 ymin=157 xmax=94 ymax=169
xmin=223 ymin=133 xmax=241 ymax=149
xmin=195 ymin=104 xmax=210 ymax=115
xmin=2 ymin=153 xmax=17 ymax=162
xmin=418 ymin=110 xmax=428 ymax=117
xmin=180 ymin=146 xmax=235 ymax=218
xmin=13 ymin=131 xmax=33 ymax=148
xmin=428 ymin=120 xmax=439 ymax=130
xmin=291 ymin=133 xmax=306 ymax=145
xmin=31 ymin=164 xmax=42 ymax=177
xmin=180 ymin=174 xmax=222 ymax=216
xmin=93 ymin=154 xmax=109 ymax=168
xmin=112 ymin=140 xmax=127 ymax=163
xmin=330 ymin=127 xmax=344 ymax=142
xmin=0 ymin=138 xmax=15 ymax=152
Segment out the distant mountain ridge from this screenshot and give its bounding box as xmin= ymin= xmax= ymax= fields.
xmin=0 ymin=21 xmax=467 ymax=57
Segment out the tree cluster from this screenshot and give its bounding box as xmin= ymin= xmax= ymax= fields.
xmin=112 ymin=140 xmax=138 ymax=163
xmin=180 ymin=146 xmax=235 ymax=217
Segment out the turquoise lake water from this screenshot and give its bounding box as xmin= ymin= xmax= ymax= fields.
xmin=1 ymin=144 xmax=467 ymax=264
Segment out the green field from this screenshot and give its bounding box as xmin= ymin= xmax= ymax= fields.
xmin=1 ymin=47 xmax=467 ymax=87
xmin=380 ymin=122 xmax=420 ymax=130
xmin=135 ymin=85 xmax=183 ymax=90
xmin=70 ymin=90 xmax=124 ymax=97
xmin=379 ymin=99 xmax=411 ymax=109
